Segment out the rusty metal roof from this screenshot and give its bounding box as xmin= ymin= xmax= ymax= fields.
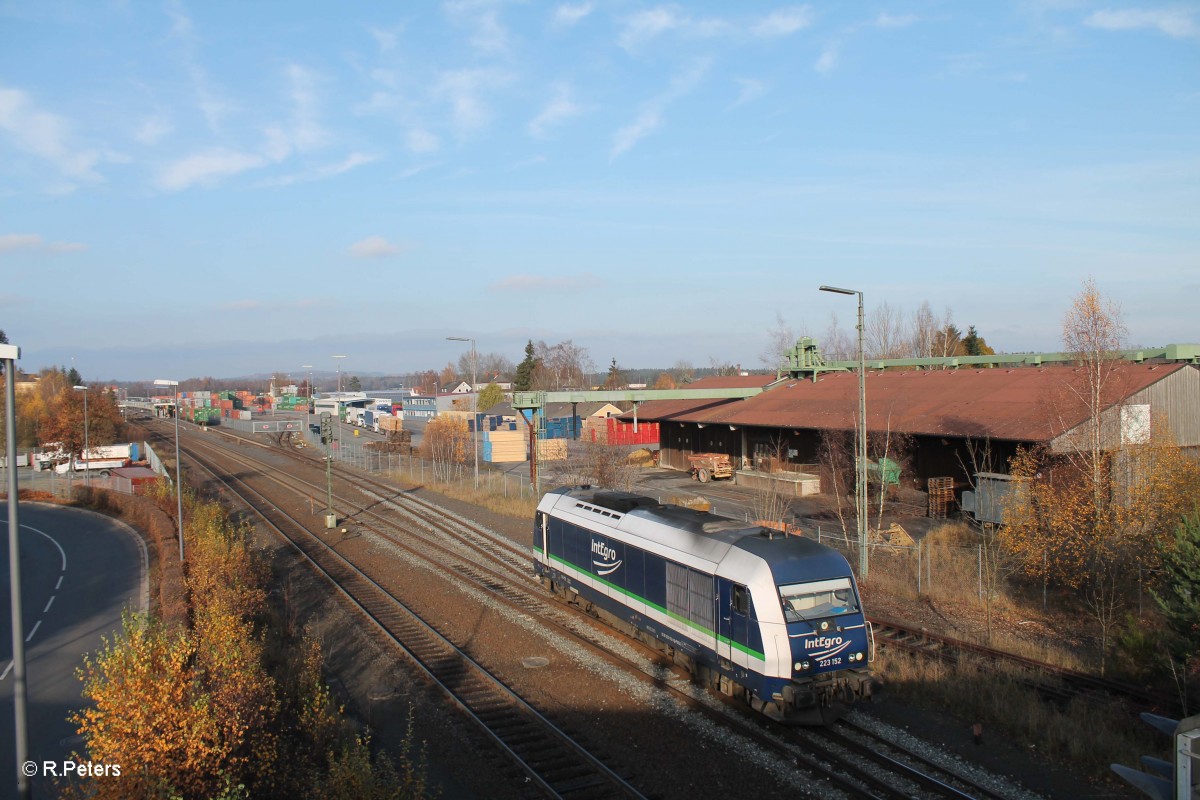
xmin=630 ymin=364 xmax=1188 ymax=442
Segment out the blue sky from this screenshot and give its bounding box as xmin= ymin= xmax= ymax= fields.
xmin=1 ymin=1 xmax=1197 ymax=381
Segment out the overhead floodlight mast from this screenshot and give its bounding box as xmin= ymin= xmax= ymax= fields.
xmin=446 ymin=337 xmax=479 ymax=490
xmin=154 ymin=378 xmax=185 ymax=563
xmin=3 ymin=342 xmax=31 ymax=800
xmin=819 ymin=285 xmax=869 ymax=581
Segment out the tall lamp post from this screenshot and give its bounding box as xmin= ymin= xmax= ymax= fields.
xmin=819 ymin=285 xmax=868 ymax=580
xmin=153 ymin=379 xmax=185 ymax=563
xmin=331 ymin=356 xmax=346 ymax=460
xmin=3 ymin=342 xmax=31 ymax=800
xmin=302 ymin=364 xmax=314 ymax=430
xmin=447 ymin=336 xmax=479 ymax=490
xmin=73 ymin=385 xmax=90 ymax=487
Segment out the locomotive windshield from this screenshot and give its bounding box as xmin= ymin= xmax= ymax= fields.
xmin=779 ymin=577 xmax=858 ymax=622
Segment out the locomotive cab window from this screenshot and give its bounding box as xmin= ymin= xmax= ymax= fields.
xmin=778 ymin=577 xmax=858 ymax=623
xmin=732 ymin=585 xmax=750 ymax=616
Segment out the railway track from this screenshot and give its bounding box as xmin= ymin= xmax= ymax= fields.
xmin=142 ymin=419 xmax=1042 ymax=799
xmin=174 ymin=430 xmax=647 ymax=800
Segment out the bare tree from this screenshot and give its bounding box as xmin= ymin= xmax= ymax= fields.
xmin=866 ymin=301 xmax=907 ymax=359
xmin=822 ymin=313 xmax=854 ymax=361
xmin=672 ymin=360 xmax=695 ymax=385
xmin=533 ymin=340 xmax=594 ymax=390
xmin=908 ymin=302 xmax=955 ymax=359
xmin=819 ymin=429 xmax=855 ymax=539
xmin=759 ymin=312 xmax=797 ymax=370
xmin=550 ymin=441 xmax=641 ymax=492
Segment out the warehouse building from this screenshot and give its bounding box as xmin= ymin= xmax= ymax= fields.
xmin=627 ymin=364 xmax=1200 ymax=494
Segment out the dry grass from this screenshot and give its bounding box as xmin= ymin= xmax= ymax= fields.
xmin=875 ymin=647 xmax=1163 ymax=779
xmin=385 ymin=468 xmax=540 ymax=520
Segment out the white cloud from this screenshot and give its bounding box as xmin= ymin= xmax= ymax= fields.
xmin=751 ymin=6 xmax=813 ymax=37
xmin=611 ymin=109 xmax=661 ymax=158
xmin=528 ymin=84 xmax=586 ymax=138
xmin=875 ymin=12 xmax=917 ymax=28
xmin=286 ymin=64 xmax=329 ymax=153
xmin=0 ymin=234 xmax=42 ymax=253
xmin=445 ymin=0 xmax=511 ymax=55
xmin=0 ymin=85 xmax=103 ymax=185
xmin=611 ymin=59 xmax=709 ymax=158
xmin=489 ymin=273 xmax=601 ymax=292
xmin=166 ymin=1 xmax=232 ymax=133
xmin=815 ymin=43 xmax=839 ymax=75
xmin=396 ymin=163 xmax=441 ymax=180
xmin=135 ymin=116 xmax=173 ymax=146
xmin=553 ymin=3 xmax=593 ymax=27
xmin=1085 ymin=8 xmax=1200 ymax=39
xmin=433 ymin=68 xmax=510 ymax=138
xmin=350 ymin=236 xmax=401 ymax=258
xmin=257 ymin=152 xmax=379 ymax=187
xmin=157 ymin=148 xmax=267 ymax=191
xmin=407 ymin=128 xmax=441 ymax=153
xmin=619 ymin=6 xmax=684 ymax=49
xmin=369 ymin=25 xmax=401 ymax=51
xmin=732 ymin=78 xmax=766 ymax=107
xmin=0 ymin=233 xmax=86 ymax=254
xmin=221 ymin=300 xmax=263 ymax=311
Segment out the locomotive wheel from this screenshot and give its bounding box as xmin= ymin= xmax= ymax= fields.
xmin=698 ymin=468 xmax=711 ymax=483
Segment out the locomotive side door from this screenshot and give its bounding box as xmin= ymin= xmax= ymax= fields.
xmin=717 ymin=578 xmax=751 ymax=668
xmin=728 ymin=583 xmax=752 ymax=670
xmin=717 ymin=578 xmax=733 ymax=662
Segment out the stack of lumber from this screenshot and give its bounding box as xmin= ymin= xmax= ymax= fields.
xmin=536 ymin=439 xmax=567 ymax=461
xmin=483 ymin=429 xmax=526 ymax=463
xmin=379 ymin=415 xmax=404 ymax=432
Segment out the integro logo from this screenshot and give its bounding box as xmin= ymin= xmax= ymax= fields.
xmin=591 ymin=539 xmax=622 ymax=576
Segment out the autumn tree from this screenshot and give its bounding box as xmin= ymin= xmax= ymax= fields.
xmin=932 ymin=324 xmax=965 ymax=360
xmin=652 ymin=372 xmax=676 ymax=390
xmin=477 ymin=382 xmax=505 ymax=412
xmin=962 ymin=325 xmax=995 ymax=357
xmin=423 ymin=415 xmax=469 ymax=480
xmin=37 ymin=383 xmax=124 ymax=456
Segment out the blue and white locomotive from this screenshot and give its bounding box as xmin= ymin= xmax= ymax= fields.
xmin=534 ymin=487 xmax=874 ymax=724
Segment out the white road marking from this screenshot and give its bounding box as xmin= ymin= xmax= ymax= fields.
xmin=0 ymin=662 xmax=11 ymax=681
xmin=25 ymin=620 xmax=41 ymax=642
xmin=55 ymin=576 xmax=63 ymax=590
xmin=43 ymin=595 xmax=55 ymax=613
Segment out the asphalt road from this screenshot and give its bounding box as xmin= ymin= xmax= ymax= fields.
xmin=0 ymin=503 xmax=147 ymax=799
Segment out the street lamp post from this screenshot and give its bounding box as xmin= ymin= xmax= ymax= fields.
xmin=331 ymin=356 xmax=346 ymax=459
xmin=73 ymin=385 xmax=89 ymax=487
xmin=3 ymin=342 xmax=31 ymax=800
xmin=447 ymin=336 xmax=479 ymax=490
xmin=820 ymin=285 xmax=869 ymax=580
xmin=154 ymin=379 xmax=185 ymax=563
xmin=302 ymin=364 xmax=314 ymax=431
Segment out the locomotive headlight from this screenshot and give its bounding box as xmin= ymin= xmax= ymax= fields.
xmin=795 ymin=660 xmax=810 ymax=671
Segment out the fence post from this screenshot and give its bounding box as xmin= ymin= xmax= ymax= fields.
xmin=917 ymin=539 xmax=922 ymax=595
xmin=978 ymin=544 xmax=982 ymax=601
xmin=1042 ymin=549 xmax=1048 ymax=611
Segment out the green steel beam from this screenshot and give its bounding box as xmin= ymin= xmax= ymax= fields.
xmin=779 ymin=342 xmax=1200 ymax=377
xmin=511 ymin=387 xmax=764 ymax=411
